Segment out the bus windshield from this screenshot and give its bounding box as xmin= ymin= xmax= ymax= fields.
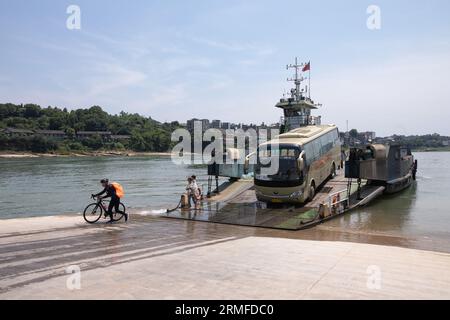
xmin=255 ymin=145 xmax=302 ymax=182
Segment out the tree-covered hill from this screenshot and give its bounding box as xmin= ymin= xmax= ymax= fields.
xmin=0 ymin=103 xmax=180 ymax=153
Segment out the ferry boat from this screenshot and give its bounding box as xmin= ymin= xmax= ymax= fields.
xmin=190 ymin=58 xmax=418 ymax=229
xmin=345 ymin=143 xmax=417 ymax=194
xmin=207 ymin=57 xmax=417 ymax=203
xmin=254 ymin=58 xmax=342 ymax=204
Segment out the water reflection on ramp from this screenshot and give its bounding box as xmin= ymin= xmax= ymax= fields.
xmin=0 ymin=216 xmax=244 ymax=294
xmin=163 ymin=201 xmax=319 ymax=230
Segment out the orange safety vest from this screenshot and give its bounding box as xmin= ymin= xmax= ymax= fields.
xmin=111 ymin=182 xmax=124 ymax=198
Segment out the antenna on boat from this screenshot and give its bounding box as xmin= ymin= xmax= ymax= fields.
xmin=276 ymin=57 xmax=321 ymax=130
xmin=286 ymin=57 xmax=306 ymax=101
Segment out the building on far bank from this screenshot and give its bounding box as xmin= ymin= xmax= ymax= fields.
xmin=269 ymin=123 xmax=281 ymax=129
xmin=186 ymin=118 xmax=198 ymax=132
xmin=359 ymin=131 xmax=376 ymax=142
xmin=211 ymin=120 xmax=221 ymax=129
xmin=111 ymin=135 xmax=131 ymax=141
xmin=76 ymin=131 xmax=112 ymax=140
xmin=186 ymin=118 xmax=210 ymax=132
xmin=35 ymin=130 xmax=67 ymax=139
xmin=200 ymin=119 xmax=210 ymax=130
xmin=2 ymin=128 xmax=34 ymax=136
xmin=185 ymin=118 xmax=280 ymax=134
xmin=1 ymin=128 xmax=132 ymax=142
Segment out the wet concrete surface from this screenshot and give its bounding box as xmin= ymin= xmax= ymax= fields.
xmin=1 ymin=213 xmax=450 ymax=299
xmin=165 ymin=201 xmax=318 ymax=230
xmin=164 ymin=173 xmax=351 ymax=230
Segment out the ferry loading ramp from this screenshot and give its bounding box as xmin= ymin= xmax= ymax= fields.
xmin=161 ymin=170 xmax=385 ymax=230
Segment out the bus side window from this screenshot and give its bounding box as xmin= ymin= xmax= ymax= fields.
xmin=303 ymin=143 xmax=312 ymax=165
xmin=312 ymin=138 xmax=321 ymax=159
xmin=328 ymin=131 xmax=335 ymax=150
xmin=320 ymin=134 xmax=332 ymax=155
xmin=334 ymin=129 xmax=340 ymax=145
xmin=319 ymin=135 xmax=326 ymax=155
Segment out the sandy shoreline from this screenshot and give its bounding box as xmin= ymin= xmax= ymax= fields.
xmin=0 ymin=151 xmax=173 ymax=158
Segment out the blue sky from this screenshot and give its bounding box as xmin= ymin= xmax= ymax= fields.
xmin=1 ymin=0 xmax=449 ymax=135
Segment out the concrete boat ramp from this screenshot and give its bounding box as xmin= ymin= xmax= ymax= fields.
xmin=1 ymin=170 xmax=449 ymax=299
xmin=1 ymin=214 xmax=450 ymax=299
xmin=163 ymin=170 xmax=385 ymax=230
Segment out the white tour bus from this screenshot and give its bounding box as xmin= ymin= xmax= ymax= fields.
xmin=254 ymin=125 xmax=341 ymax=204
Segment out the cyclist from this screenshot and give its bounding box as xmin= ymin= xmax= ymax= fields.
xmin=92 ymin=178 xmax=128 ymax=223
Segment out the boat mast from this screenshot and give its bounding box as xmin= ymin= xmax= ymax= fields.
xmin=286 ymin=57 xmax=306 ymax=101
xmin=308 ymin=60 xmax=311 ymax=99
xmin=276 ymin=57 xmax=321 ymax=131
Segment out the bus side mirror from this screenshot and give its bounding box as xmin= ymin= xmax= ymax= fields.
xmin=297 ymin=152 xmax=305 ymax=171
xmin=244 ymin=152 xmax=255 ymax=174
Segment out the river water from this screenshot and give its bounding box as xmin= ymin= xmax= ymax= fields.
xmin=0 ymin=155 xmax=210 ymax=218
xmin=1 ymin=152 xmax=449 ymax=250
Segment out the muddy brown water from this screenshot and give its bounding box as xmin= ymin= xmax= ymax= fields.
xmin=1 ymin=152 xmax=449 ymax=253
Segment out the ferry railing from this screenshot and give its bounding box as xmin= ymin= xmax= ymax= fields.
xmin=326 ymin=188 xmax=350 ymax=215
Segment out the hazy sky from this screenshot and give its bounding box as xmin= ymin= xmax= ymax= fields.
xmin=1 ymin=0 xmax=449 ymax=136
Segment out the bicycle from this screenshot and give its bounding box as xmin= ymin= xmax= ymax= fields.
xmin=83 ymin=195 xmax=127 ymax=224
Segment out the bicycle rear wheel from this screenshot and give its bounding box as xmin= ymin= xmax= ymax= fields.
xmin=111 ymin=202 xmax=127 ymax=222
xmin=83 ymin=203 xmax=103 ymax=224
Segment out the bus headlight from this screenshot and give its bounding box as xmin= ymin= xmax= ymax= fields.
xmin=289 ymin=191 xmax=303 ymax=199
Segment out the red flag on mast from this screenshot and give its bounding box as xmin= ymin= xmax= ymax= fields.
xmin=302 ymin=61 xmax=310 ymax=72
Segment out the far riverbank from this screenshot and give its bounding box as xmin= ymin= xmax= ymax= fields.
xmin=2 ymin=146 xmax=450 ymax=158
xmin=0 ymin=150 xmax=173 ymax=158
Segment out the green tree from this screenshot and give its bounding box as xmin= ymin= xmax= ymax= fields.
xmin=65 ymin=128 xmax=76 ymax=139
xmin=24 ymin=104 xmax=41 ymax=118
xmin=0 ymin=103 xmax=178 ymax=153
xmin=130 ymin=132 xmax=147 ymax=151
xmin=349 ymin=129 xmax=358 ymax=138
xmin=82 ymin=134 xmax=104 ymax=149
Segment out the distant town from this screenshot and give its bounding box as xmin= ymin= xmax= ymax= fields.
xmin=1 ymin=103 xmax=450 ymax=154
xmin=184 ymin=118 xmax=280 ymax=132
xmin=181 ymin=118 xmax=450 ymax=151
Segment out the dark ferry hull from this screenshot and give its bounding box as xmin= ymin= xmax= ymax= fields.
xmin=385 ymin=172 xmax=414 ymax=194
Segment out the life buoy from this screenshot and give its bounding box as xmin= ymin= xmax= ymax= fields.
xmin=332 ymin=194 xmax=340 ymax=205
xmin=332 ymin=194 xmax=341 ymax=214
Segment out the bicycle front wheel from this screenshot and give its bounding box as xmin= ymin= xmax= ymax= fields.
xmin=111 ymin=203 xmax=127 ymax=222
xmin=83 ymin=203 xmax=103 ymax=224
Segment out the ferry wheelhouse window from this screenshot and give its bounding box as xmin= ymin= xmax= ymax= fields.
xmin=400 ymin=147 xmax=410 ymax=158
